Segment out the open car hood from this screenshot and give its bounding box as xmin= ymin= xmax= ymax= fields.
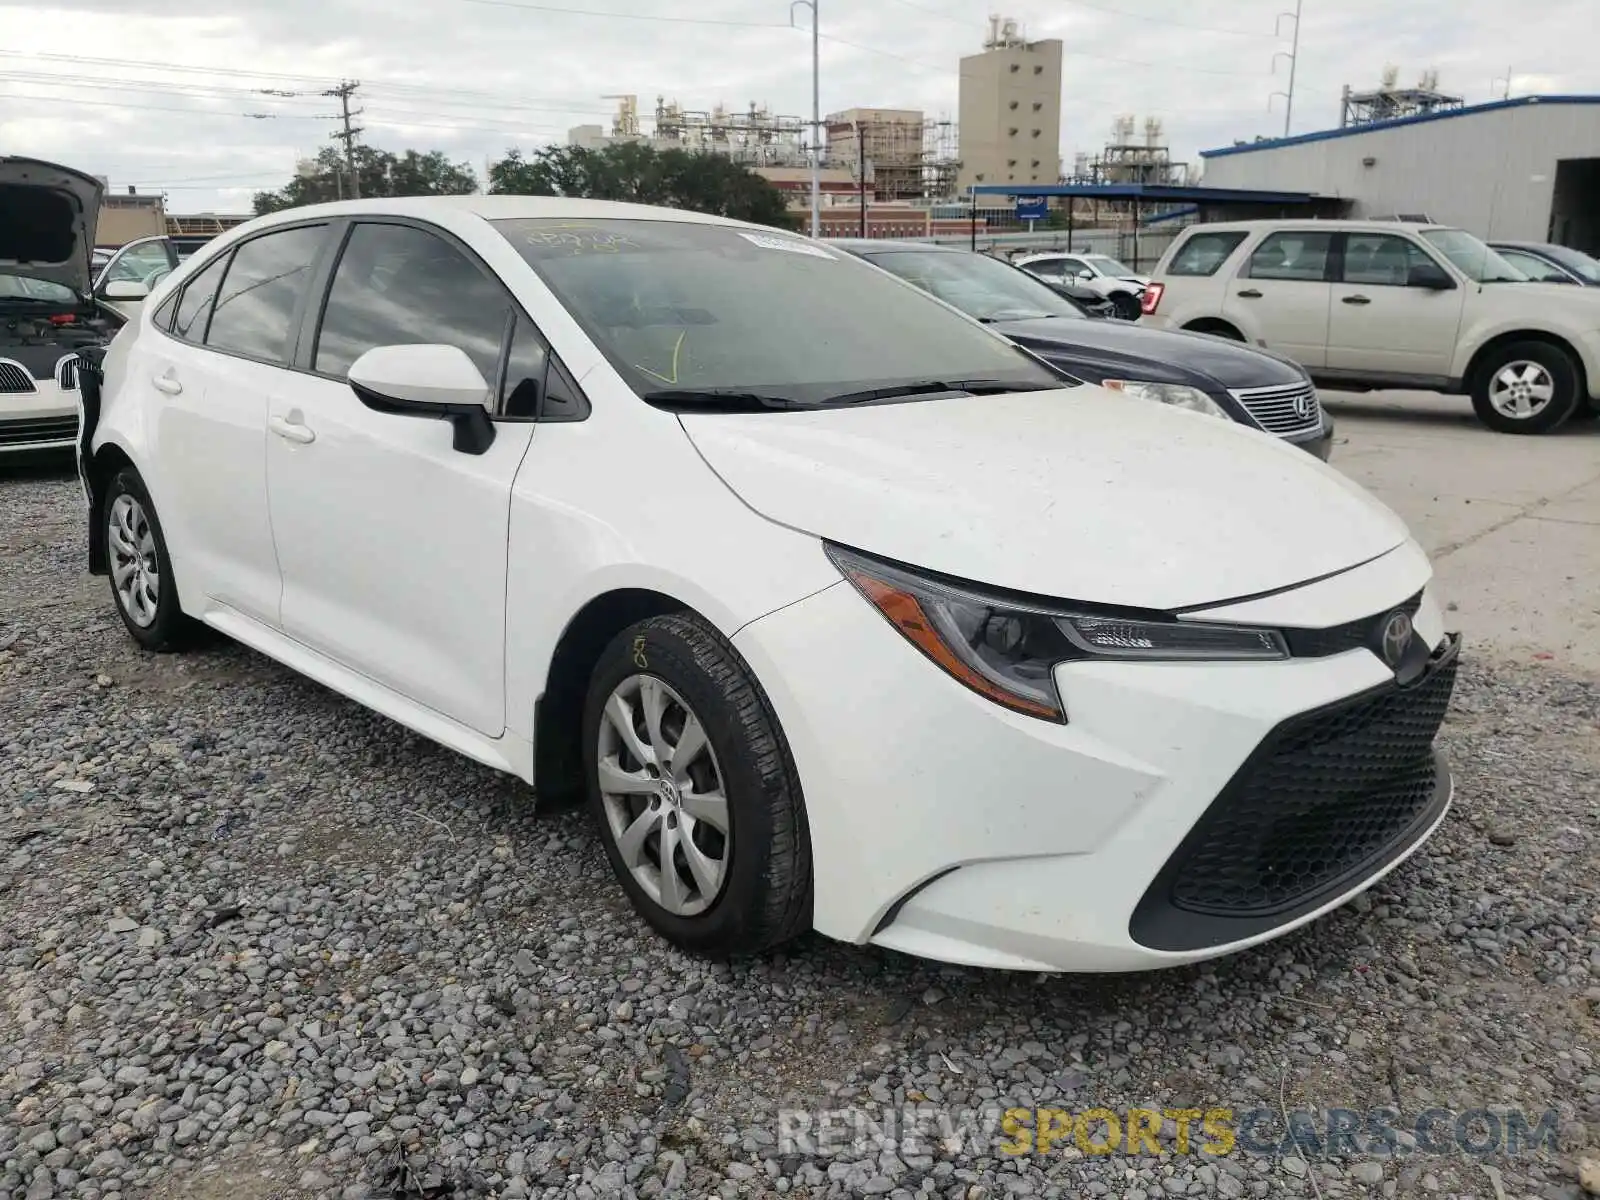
xmin=0 ymin=157 xmax=104 ymax=297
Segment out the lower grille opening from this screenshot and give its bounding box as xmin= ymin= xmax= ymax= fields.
xmin=0 ymin=416 xmax=79 ymax=447
xmin=1130 ymin=634 xmax=1460 ymax=953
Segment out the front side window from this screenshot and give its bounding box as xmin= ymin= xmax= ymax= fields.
xmin=171 ymin=253 xmax=229 ymax=342
xmin=314 ymin=222 xmax=511 ymax=387
xmin=501 ymin=314 xmax=549 ymax=418
xmin=1247 ymin=231 xmax=1333 ymax=282
xmin=1084 ymin=255 xmax=1135 ymax=277
xmin=205 ymin=225 xmax=327 ymax=362
xmin=1167 ymin=231 xmax=1247 ymax=277
xmin=494 ymin=218 xmax=1064 ymax=408
xmin=862 ymin=249 xmax=1086 ymax=324
xmin=1419 ymin=229 xmax=1525 ymax=283
xmin=103 ymin=241 xmax=172 ymax=288
xmin=1341 ymin=234 xmax=1437 ymax=286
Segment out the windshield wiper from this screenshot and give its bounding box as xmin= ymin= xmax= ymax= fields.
xmin=819 ymin=378 xmax=1059 ymax=405
xmin=640 ymin=388 xmax=808 ymax=412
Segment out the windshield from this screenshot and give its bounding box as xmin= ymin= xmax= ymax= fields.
xmin=1085 ymin=255 xmax=1135 ymax=277
xmin=0 ymin=273 xmax=77 ymax=303
xmin=1420 ymin=229 xmax=1527 ymax=283
xmin=1537 ymin=244 xmax=1600 ymax=285
xmin=858 ymin=248 xmax=1087 ymax=324
xmin=495 ymin=218 xmax=1067 ymax=407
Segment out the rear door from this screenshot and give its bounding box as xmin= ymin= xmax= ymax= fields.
xmin=1326 ymin=232 xmax=1465 ymax=378
xmin=150 ymin=223 xmax=332 ymax=626
xmin=1220 ymin=229 xmax=1335 ymax=367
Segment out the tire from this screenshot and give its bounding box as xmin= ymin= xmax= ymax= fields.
xmin=1185 ymin=320 xmax=1245 ymax=342
xmin=103 ymin=467 xmax=202 ymax=652
xmin=1469 ymin=341 xmax=1582 ymax=434
xmin=1109 ymin=291 xmax=1141 ymax=321
xmin=581 ymin=612 xmax=812 ymax=958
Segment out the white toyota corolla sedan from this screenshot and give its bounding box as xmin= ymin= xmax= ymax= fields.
xmin=77 ymin=196 xmax=1462 ymax=973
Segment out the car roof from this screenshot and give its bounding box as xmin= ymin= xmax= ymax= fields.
xmin=1175 ymin=218 xmax=1458 ymax=235
xmin=242 ymin=194 xmax=763 ymax=231
xmin=830 ymin=238 xmax=961 ymax=254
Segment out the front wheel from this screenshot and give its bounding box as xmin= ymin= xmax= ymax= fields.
xmin=1109 ymin=291 xmax=1141 ymax=321
xmin=581 ymin=612 xmax=812 ymax=958
xmin=1470 ymin=342 xmax=1582 ymax=434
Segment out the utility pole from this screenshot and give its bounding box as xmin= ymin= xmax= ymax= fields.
xmin=324 ymin=80 xmax=364 ymax=199
xmin=1271 ymin=0 xmax=1302 ymax=138
xmin=858 ymin=124 xmax=867 ymax=237
xmin=790 ymin=0 xmax=819 ymax=238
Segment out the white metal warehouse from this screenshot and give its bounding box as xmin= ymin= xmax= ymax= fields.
xmin=1197 ymin=95 xmax=1600 ymax=253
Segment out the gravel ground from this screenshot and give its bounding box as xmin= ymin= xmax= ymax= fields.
xmin=2 ymin=459 xmax=1597 ymax=1200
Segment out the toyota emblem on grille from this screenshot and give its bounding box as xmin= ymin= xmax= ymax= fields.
xmin=1380 ymin=610 xmax=1413 ymax=667
xmin=1293 ymin=392 xmax=1315 ymax=419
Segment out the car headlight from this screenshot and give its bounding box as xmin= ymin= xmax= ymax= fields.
xmin=1099 ymin=379 xmax=1230 ymax=419
xmin=825 ymin=544 xmax=1289 ymax=723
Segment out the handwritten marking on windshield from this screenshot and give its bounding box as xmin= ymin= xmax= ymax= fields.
xmin=635 ymin=330 xmax=688 ymax=385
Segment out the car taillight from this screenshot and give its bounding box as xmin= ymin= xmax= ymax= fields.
xmin=1140 ymin=283 xmax=1164 ymax=315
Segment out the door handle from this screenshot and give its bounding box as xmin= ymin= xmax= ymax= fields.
xmin=1342 ymin=294 xmax=1372 ymax=305
xmin=268 ymin=415 xmax=316 ymax=445
xmin=1236 ymin=288 xmax=1263 ymax=299
xmin=151 ymin=373 xmax=182 ymax=395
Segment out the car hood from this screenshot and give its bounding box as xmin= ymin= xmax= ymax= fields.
xmin=993 ymin=316 xmax=1307 ymax=390
xmin=679 ymin=386 xmax=1407 ymax=611
xmin=0 ymin=157 xmax=104 ymax=297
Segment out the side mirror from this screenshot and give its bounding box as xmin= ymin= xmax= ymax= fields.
xmin=347 ymin=344 xmax=496 ymax=455
xmin=102 ymin=280 xmax=150 ymax=301
xmin=1077 ymin=270 xmax=1095 ymax=281
xmin=1407 ymin=262 xmax=1455 ymax=290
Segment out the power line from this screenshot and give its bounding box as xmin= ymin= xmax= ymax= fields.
xmin=883 ymin=0 xmax=1273 ymax=37
xmin=457 ymin=0 xmax=788 ymax=25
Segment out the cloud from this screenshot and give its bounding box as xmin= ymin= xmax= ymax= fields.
xmin=0 ymin=0 xmax=1593 ymax=212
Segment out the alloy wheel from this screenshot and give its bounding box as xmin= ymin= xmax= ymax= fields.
xmin=595 ymin=674 xmax=730 ymax=918
xmin=1488 ymin=360 xmax=1556 ymax=419
xmin=108 ymin=493 xmax=160 ymax=628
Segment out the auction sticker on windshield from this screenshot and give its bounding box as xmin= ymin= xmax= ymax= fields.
xmin=738 ymin=231 xmax=835 ymax=259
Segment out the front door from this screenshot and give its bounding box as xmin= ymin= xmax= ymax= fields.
xmin=1221 ymin=229 xmax=1335 ymax=367
xmin=265 ymin=220 xmax=535 ymax=738
xmin=1326 ymin=233 xmax=1466 ymax=378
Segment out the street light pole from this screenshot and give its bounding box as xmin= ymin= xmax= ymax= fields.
xmin=790 ymin=0 xmax=820 ymax=237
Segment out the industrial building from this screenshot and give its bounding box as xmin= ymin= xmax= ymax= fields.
xmin=1198 ymin=93 xmax=1600 ymax=252
xmin=955 ymin=16 xmax=1062 ymax=194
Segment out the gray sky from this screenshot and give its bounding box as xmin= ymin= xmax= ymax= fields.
xmin=0 ymin=0 xmax=1592 ymax=213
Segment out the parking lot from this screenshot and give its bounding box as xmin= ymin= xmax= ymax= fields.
xmin=1 ymin=393 xmax=1597 ymax=1200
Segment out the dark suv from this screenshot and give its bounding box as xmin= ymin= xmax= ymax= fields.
xmin=832 ymin=239 xmax=1334 ymax=460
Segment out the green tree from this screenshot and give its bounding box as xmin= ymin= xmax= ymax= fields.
xmin=253 ymin=146 xmax=478 ymax=215
xmin=488 ymin=143 xmax=793 ymax=229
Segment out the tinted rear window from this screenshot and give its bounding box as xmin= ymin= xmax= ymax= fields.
xmin=1166 ymin=231 xmax=1248 ymax=276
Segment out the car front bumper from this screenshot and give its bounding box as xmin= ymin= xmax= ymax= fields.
xmin=731 ymin=543 xmax=1457 ymax=972
xmin=1287 ymin=415 xmax=1335 ymax=460
xmin=1 ymin=382 xmax=79 ymax=454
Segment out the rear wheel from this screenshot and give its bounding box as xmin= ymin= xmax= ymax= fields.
xmin=104 ymin=467 xmax=204 ymax=652
xmin=1470 ymin=341 xmax=1582 ymax=434
xmin=582 ymin=612 xmax=811 ymax=958
xmin=1109 ymin=291 xmax=1141 ymax=321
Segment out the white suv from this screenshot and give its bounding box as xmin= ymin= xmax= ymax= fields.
xmin=1141 ymin=219 xmax=1600 ymax=434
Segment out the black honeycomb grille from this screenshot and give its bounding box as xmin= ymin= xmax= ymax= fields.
xmin=1131 ymin=635 xmax=1459 ymax=951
